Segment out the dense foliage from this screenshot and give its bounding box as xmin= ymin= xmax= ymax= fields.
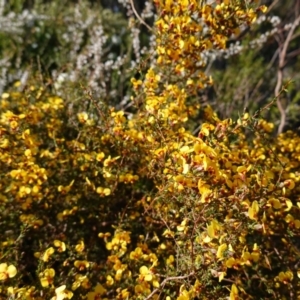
xmin=1 ymin=0 xmax=300 ymax=300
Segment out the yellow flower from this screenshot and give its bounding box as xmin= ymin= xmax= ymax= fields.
xmin=98 ymin=232 xmax=111 ymax=241
xmin=40 ymin=268 xmax=55 ymax=287
xmin=259 ymin=5 xmax=268 ymax=13
xmin=200 ymin=123 xmax=215 ymax=137
xmin=54 ymin=240 xmax=66 ymax=252
xmin=277 ymin=271 xmax=294 ymax=283
xmin=131 ymin=78 xmax=143 ymax=90
xmin=129 ymin=247 xmax=143 ymax=260
xmin=230 ymin=284 xmax=238 ymax=300
xmin=177 ymin=290 xmax=190 ymax=300
xmin=177 ymin=219 xmax=188 ymax=232
xmin=120 ymin=288 xmax=130 ymax=299
xmin=207 ymin=219 xmax=220 ymax=239
xmin=8 ymin=286 xmax=36 ymax=299
xmin=96 ymin=152 xmax=105 ymax=161
xmin=284 ymin=179 xmax=295 ymax=190
xmin=96 ymin=187 xmax=111 ymax=196
xmin=75 ymin=240 xmax=85 ymax=253
xmin=85 ymin=284 xmax=106 ymax=300
xmin=51 ymin=285 xmax=73 ymax=300
xmin=166 ymin=255 xmax=174 ymax=265
xmin=74 ymin=260 xmax=90 ymax=271
xmin=77 ymin=112 xmax=88 ymax=123
xmin=139 ymin=266 xmax=153 ymax=281
xmin=103 ymin=155 xmax=120 ymax=167
xmin=216 ymin=243 xmax=227 ymax=259
xmin=0 ymin=263 xmax=17 ymax=280
xmin=248 ymin=201 xmax=259 ymax=220
xmin=106 ymin=275 xmax=114 ymax=286
xmin=135 ymin=282 xmax=151 ymax=295
xmin=72 ymin=274 xmax=90 ymax=291
xmin=42 ymin=247 xmax=55 ymax=262
xmin=226 ymin=257 xmax=239 ymax=268
xmin=10 ymin=120 xmax=18 ymax=130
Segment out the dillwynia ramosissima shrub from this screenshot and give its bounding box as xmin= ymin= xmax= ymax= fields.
xmin=1 ymin=1 xmax=300 ymax=300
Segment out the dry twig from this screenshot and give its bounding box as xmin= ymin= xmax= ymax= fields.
xmin=143 ymin=272 xmax=195 ymax=300
xmin=275 ymin=8 xmax=300 ymax=134
xmin=129 ymin=0 xmax=153 ymax=32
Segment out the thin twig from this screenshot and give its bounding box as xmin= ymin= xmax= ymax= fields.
xmin=143 ymin=272 xmax=195 ymax=300
xmin=266 ymin=0 xmax=280 ymax=12
xmin=231 ymin=80 xmax=289 ymax=135
xmin=129 ymin=0 xmax=153 ymax=32
xmin=286 ymin=47 xmax=300 ymax=59
xmin=275 ymin=13 xmax=300 ymax=134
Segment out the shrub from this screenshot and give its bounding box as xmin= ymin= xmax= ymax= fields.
xmin=1 ymin=1 xmax=300 ymax=300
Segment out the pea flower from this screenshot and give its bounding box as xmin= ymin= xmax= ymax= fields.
xmin=0 ymin=263 xmax=17 ymax=280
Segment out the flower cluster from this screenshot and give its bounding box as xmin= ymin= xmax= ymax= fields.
xmin=2 ymin=1 xmax=300 ymax=300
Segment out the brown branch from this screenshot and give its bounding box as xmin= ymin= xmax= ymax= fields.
xmin=143 ymin=272 xmax=195 ymax=300
xmin=286 ymin=47 xmax=300 ymax=59
xmin=267 ymin=0 xmax=281 ymax=13
xmin=129 ymin=0 xmax=153 ymax=32
xmin=275 ymin=14 xmax=300 ymax=134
